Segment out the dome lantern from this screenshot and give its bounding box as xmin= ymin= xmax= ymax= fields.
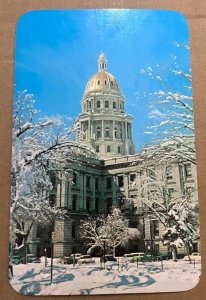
xmin=98 ymin=52 xmax=107 ymax=71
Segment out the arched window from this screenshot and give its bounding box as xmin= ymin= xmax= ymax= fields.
xmin=97 ymin=100 xmax=101 ymax=108
xmin=113 ymin=101 xmax=116 ymax=109
xmin=105 ymin=126 xmax=110 ymax=138
xmin=105 ymin=100 xmax=109 ymax=108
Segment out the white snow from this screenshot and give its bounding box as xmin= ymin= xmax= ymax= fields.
xmin=10 ymin=259 xmax=201 ymax=296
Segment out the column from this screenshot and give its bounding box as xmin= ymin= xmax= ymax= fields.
xmin=102 ymin=120 xmax=104 ymax=139
xmin=79 ymin=173 xmax=84 ymax=210
xmin=125 ymin=121 xmax=128 ymax=139
xmin=113 ymin=120 xmax=115 ymax=140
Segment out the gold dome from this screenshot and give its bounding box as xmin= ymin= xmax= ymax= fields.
xmin=84 ymin=52 xmax=121 ymax=94
xmin=85 ymin=70 xmax=121 ymax=94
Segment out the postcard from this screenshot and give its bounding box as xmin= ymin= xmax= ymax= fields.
xmin=9 ymin=9 xmax=201 ymax=295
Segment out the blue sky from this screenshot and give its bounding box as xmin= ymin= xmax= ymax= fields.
xmin=14 ymin=9 xmax=191 ymax=150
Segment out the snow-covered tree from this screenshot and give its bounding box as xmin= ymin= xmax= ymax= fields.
xmin=80 ymin=208 xmax=140 ymax=257
xmin=139 ymin=44 xmax=195 ymax=166
xmin=140 ymin=167 xmax=199 ymax=261
xmin=11 ymin=90 xmax=95 ymax=256
xmin=103 ymin=208 xmax=140 ymax=257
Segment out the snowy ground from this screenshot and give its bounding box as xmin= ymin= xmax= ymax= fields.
xmin=10 ymin=258 xmax=201 ymax=296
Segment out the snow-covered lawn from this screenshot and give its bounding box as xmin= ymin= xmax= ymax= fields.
xmin=10 ymin=259 xmax=201 ymax=295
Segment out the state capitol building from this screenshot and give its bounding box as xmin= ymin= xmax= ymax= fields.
xmin=28 ymin=53 xmax=199 ymax=258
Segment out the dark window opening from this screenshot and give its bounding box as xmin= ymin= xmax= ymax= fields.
xmin=97 ymin=80 xmax=100 ymax=85
xmin=107 ymin=146 xmax=111 ymax=152
xmin=107 ymin=177 xmax=112 ymax=189
xmin=130 ymin=173 xmax=136 ymax=182
xmin=86 ymin=176 xmax=90 ymax=189
xmin=86 ymin=197 xmax=90 ymax=211
xmin=113 ymin=102 xmax=116 ymax=109
xmin=96 ymin=145 xmax=100 ymax=153
xmin=95 ymin=178 xmax=99 ymax=190
xmin=97 ymin=101 xmax=101 ymax=108
xmin=153 ymin=220 xmax=159 ymax=236
xmin=105 ymin=80 xmax=107 ymax=85
xmin=118 ymin=175 xmax=124 ymax=188
xmin=72 ymin=195 xmax=77 ymax=211
xmin=105 ymin=101 xmax=109 ymax=108
xmin=118 ymin=146 xmax=121 ymax=153
xmin=73 ymin=172 xmax=77 ymax=185
xmin=50 ymin=173 xmax=56 ymax=187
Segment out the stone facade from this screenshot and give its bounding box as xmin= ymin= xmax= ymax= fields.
xmin=28 ymin=53 xmax=199 ymax=258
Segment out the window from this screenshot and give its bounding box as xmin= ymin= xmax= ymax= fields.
xmin=168 ymin=188 xmax=174 ymax=199
xmin=95 ymin=178 xmax=99 ymax=190
xmin=105 ymin=100 xmax=109 ymax=108
xmin=118 ymin=175 xmax=124 ymax=188
xmin=105 ymin=127 xmax=110 ymax=138
xmin=97 ymin=100 xmax=101 ymax=108
xmin=97 ymin=80 xmax=100 ymax=85
xmin=115 ymin=127 xmax=118 ymax=138
xmin=73 ymin=172 xmax=77 ymax=185
xmin=86 ymin=197 xmax=90 ymax=211
xmin=86 ymin=176 xmax=90 ymax=189
xmin=107 ymin=145 xmax=111 ymax=152
xmin=105 ymin=80 xmax=107 ymax=85
xmin=166 ymin=165 xmax=173 ymax=180
xmin=130 ymin=173 xmax=136 ymax=182
xmin=50 ymin=173 xmax=56 ymax=187
xmin=72 ymin=195 xmax=77 ymax=211
xmin=107 ymin=177 xmax=112 ymax=189
xmin=118 ymin=146 xmax=121 ymax=153
xmin=113 ymin=101 xmax=116 ymax=109
xmin=110 ymin=81 xmax=113 ymax=86
xmin=96 ymin=126 xmax=101 ymax=139
xmin=185 ymin=163 xmax=192 ymax=178
xmin=88 ymin=101 xmax=91 ymax=109
xmin=96 ymin=145 xmax=99 ymax=153
xmin=148 ymin=169 xmax=156 ymax=180
xmin=153 ymin=221 xmax=159 ymax=236
xmin=72 ymin=223 xmax=76 ymax=239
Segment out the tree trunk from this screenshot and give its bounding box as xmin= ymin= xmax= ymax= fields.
xmin=113 ymin=247 xmax=115 ymax=257
xmin=171 ymin=244 xmax=177 ymax=262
